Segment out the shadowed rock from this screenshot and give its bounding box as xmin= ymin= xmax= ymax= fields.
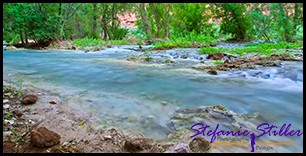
xmin=207 ymin=70 xmax=218 ymax=75
xmin=123 ymin=138 xmax=154 ymax=152
xmin=189 ymin=136 xmax=211 ymax=153
xmin=208 ymin=53 xmax=224 ymax=60
xmin=13 ymin=109 xmax=23 ymax=117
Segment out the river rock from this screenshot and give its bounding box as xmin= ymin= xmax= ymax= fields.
xmin=208 ymin=53 xmax=224 ymax=60
xmin=207 ymin=70 xmax=218 ymax=75
xmin=3 ymin=99 xmax=9 ymax=104
xmin=167 ymin=143 xmax=191 ymax=153
xmin=3 ymin=104 xmax=10 ymax=109
xmin=84 ymin=48 xmax=90 ymax=53
xmin=160 ymin=101 xmax=168 ymax=106
xmin=71 ymin=46 xmax=76 ymax=50
xmin=49 ymin=100 xmax=57 ymax=104
xmin=189 ymin=136 xmax=210 ymax=153
xmin=123 ymin=137 xmax=154 ymax=152
xmin=107 ymin=42 xmax=112 ymax=48
xmin=31 ymin=127 xmax=61 ymax=148
xmin=22 ymin=94 xmax=38 ymax=105
xmin=13 ymin=109 xmax=23 ymax=117
xmin=6 ymin=46 xmax=17 ymax=50
xmin=180 ymin=54 xmax=188 ymax=59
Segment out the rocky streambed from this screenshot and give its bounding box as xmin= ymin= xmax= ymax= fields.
xmin=3 ymin=42 xmax=303 ymax=153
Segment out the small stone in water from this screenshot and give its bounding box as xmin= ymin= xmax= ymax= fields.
xmin=160 ymin=101 xmax=168 ymax=105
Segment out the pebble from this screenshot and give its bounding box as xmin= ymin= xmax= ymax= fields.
xmin=4 ymin=119 xmax=15 ymax=125
xmin=49 ymin=100 xmax=57 ymax=104
xmin=3 ymin=104 xmax=10 ymax=109
xmin=4 ymin=93 xmax=11 ymax=96
xmin=62 ymin=142 xmax=69 ymax=146
xmin=104 ymin=135 xmax=112 ymax=140
xmin=3 ymin=99 xmax=9 ymax=104
xmin=13 ymin=109 xmax=23 ymax=117
xmin=160 ymin=101 xmax=168 ymax=106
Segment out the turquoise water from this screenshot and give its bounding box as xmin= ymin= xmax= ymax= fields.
xmin=3 ymin=49 xmax=303 ymax=152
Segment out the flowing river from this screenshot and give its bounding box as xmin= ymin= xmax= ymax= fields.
xmin=3 ymin=48 xmax=303 ymax=153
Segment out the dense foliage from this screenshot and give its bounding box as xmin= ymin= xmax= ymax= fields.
xmin=3 ymin=3 xmax=303 ymax=45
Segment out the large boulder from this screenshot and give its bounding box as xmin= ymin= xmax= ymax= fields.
xmin=6 ymin=46 xmax=17 ymax=50
xmin=30 ymin=127 xmax=61 ymax=148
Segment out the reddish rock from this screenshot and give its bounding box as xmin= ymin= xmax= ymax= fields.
xmin=189 ymin=136 xmax=210 ymax=152
xmin=12 ymin=109 xmax=23 ymax=117
xmin=22 ymin=94 xmax=38 ymax=105
xmin=30 ymin=127 xmax=61 ymax=148
xmin=208 ymin=53 xmax=224 ymax=60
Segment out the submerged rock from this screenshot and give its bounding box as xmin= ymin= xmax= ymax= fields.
xmin=31 ymin=127 xmax=61 ymax=148
xmin=22 ymin=94 xmax=38 ymax=105
xmin=166 ymin=105 xmax=259 ymax=131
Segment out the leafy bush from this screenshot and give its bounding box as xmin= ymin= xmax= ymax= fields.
xmin=109 ymin=27 xmax=129 ymax=40
xmin=296 ymin=25 xmax=303 ymax=41
xmin=127 ymin=28 xmax=147 ymax=39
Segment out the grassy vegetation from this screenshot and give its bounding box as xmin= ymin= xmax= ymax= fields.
xmin=200 ymin=42 xmax=302 ymax=56
xmin=153 ymin=33 xmax=218 ymax=49
xmin=244 ymin=42 xmax=303 ymax=49
xmin=73 ymin=38 xmax=134 ymax=48
xmin=213 ymin=60 xmax=224 ymax=65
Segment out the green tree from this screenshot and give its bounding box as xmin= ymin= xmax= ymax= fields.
xmin=211 ymin=3 xmax=253 ymax=41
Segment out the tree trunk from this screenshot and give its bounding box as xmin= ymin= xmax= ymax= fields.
xmin=293 ymin=3 xmax=299 ymax=39
xmin=101 ymin=17 xmax=110 ymax=40
xmin=20 ymin=31 xmax=24 ymax=44
xmin=58 ymin=3 xmax=62 ymax=17
xmin=165 ymin=4 xmax=170 ymax=39
xmin=231 ymin=10 xmax=245 ymax=41
xmin=25 ymin=31 xmax=29 ymax=43
xmin=92 ymin=3 xmax=97 ymax=38
xmin=139 ymin=3 xmax=153 ymax=39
